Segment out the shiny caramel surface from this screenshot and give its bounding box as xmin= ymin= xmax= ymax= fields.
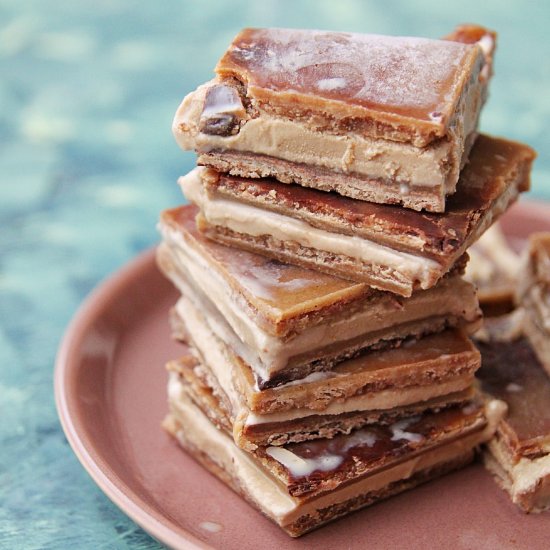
xmin=477 ymin=337 xmax=550 ymax=453
xmin=212 ymin=134 xmax=535 ymax=258
xmin=328 ymin=329 xmax=477 ymax=376
xmin=216 ymin=28 xmax=478 ymax=132
xmin=161 ymin=205 xmax=369 ymax=319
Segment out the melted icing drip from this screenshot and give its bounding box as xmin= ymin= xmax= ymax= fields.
xmin=266 ymin=403 xmax=483 ymax=482
xmin=266 ymin=446 xmax=343 ymax=477
xmin=390 ymin=416 xmax=424 ymax=443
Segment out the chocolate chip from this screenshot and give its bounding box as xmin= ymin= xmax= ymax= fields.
xmin=199 ymin=113 xmax=238 ymax=136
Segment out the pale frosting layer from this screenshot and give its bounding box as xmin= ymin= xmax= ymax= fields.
xmin=173 ymin=82 xmax=455 ymax=188
xmin=182 ymin=168 xmax=441 ymax=290
xmin=241 ymin=376 xmax=473 ymax=426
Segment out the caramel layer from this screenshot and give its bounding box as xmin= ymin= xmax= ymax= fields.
xmin=215 ymin=27 xmax=487 ymax=146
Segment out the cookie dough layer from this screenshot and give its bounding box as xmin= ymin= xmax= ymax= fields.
xmin=164 ymin=391 xmax=503 ymax=536
xmin=157 ymin=205 xmax=481 ymax=383
xmin=173 ymin=26 xmax=495 ymax=212
xmin=477 ymin=330 xmax=550 ymax=512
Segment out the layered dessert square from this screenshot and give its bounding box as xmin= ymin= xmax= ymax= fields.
xmin=464 ymin=223 xmax=519 ymax=315
xmin=168 ymin=312 xmax=480 ymax=449
xmin=181 ymin=135 xmax=534 ymax=295
xmin=476 ymin=321 xmax=550 ymax=513
xmin=516 ymin=233 xmax=550 ymax=376
xmin=164 ymin=380 xmax=504 ymax=536
xmin=157 ymin=205 xmax=482 ymax=388
xmin=173 ymin=25 xmax=495 ymax=212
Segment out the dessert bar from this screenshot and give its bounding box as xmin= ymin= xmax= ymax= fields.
xmin=173 ymin=25 xmax=495 ymax=212
xmin=476 ymin=323 xmax=550 ymax=512
xmin=167 ymin=317 xmax=480 ymax=449
xmin=181 ymin=134 xmax=534 ymax=295
xmin=164 ymin=387 xmax=504 ymax=536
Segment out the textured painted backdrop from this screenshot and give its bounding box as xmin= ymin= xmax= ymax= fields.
xmin=1 ymin=1 xmax=549 ymax=548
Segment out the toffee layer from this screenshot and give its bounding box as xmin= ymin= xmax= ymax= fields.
xmin=157 ymin=205 xmax=481 ymax=382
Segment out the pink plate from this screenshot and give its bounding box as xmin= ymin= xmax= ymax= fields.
xmin=55 ymin=200 xmax=550 ymax=549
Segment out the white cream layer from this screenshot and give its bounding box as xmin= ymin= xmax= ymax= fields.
xmin=173 ymin=82 xmax=456 ymax=188
xmin=182 ymin=168 xmax=440 ymax=290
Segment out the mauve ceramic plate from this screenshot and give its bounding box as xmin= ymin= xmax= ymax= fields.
xmin=55 ymin=201 xmax=550 ymax=550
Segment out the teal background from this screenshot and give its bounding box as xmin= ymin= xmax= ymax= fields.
xmin=0 ymin=1 xmax=548 ymax=548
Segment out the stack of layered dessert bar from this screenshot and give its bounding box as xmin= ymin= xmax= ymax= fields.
xmin=158 ymin=25 xmax=537 ymax=536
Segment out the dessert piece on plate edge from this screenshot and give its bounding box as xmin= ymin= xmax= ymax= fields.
xmin=516 ymin=233 xmax=550 ymax=376
xmin=476 ymin=317 xmax=550 ymax=513
xmin=164 ymin=358 xmax=504 ymax=536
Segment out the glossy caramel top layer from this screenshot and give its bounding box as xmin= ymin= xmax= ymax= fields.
xmin=261 ymin=400 xmax=485 ymax=497
xmin=477 ymin=337 xmax=550 ymax=457
xmin=208 ymin=134 xmax=535 ymax=260
xmin=160 ymin=205 xmax=372 ymax=325
xmin=216 ymin=27 xmax=483 ymax=145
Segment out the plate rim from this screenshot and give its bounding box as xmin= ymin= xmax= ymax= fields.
xmin=53 ymin=199 xmax=548 ymax=549
xmin=54 ymin=248 xmax=212 ymax=550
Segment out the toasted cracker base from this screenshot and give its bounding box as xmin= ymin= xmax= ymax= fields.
xmin=198 ymin=150 xmax=447 ymax=212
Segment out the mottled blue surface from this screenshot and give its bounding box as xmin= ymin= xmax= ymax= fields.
xmin=0 ymin=1 xmax=549 ymax=548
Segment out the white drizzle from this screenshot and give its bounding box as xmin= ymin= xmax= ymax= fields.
xmin=266 ymin=447 xmax=343 ymax=477
xmin=390 ymin=417 xmax=424 ymax=443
